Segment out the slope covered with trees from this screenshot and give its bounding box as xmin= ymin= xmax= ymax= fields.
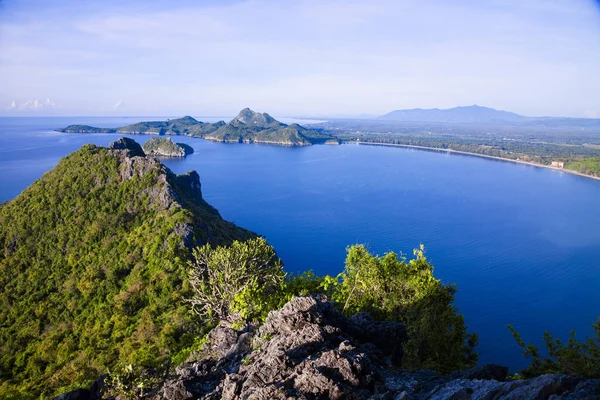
xmin=0 ymin=138 xmax=253 ymax=398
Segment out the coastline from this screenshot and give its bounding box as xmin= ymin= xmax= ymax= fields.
xmin=352 ymin=141 xmax=600 ymax=182
xmin=57 ymin=129 xmax=600 ymax=182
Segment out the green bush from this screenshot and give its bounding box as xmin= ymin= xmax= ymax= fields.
xmin=185 ymin=240 xmax=477 ymax=373
xmin=508 ymin=319 xmax=600 ymax=378
xmin=186 ymin=237 xmax=286 ymax=322
xmin=327 ymin=244 xmax=478 ymax=373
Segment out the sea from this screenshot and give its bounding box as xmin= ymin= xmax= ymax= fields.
xmin=1 ymin=116 xmax=600 ymax=371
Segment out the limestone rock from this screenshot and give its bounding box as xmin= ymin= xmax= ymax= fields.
xmin=108 ymin=137 xmax=145 ymax=157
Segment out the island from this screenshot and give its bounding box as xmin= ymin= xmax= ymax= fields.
xmin=56 ymin=124 xmax=116 ymax=133
xmin=57 ymin=108 xmax=339 ymax=146
xmin=142 ymin=137 xmax=194 ymax=157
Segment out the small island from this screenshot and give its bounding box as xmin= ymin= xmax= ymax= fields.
xmin=56 ymin=124 xmax=116 ymax=133
xmin=142 ymin=137 xmax=194 ymax=157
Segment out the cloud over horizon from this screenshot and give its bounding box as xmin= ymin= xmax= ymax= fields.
xmin=1 ymin=0 xmax=599 ymax=117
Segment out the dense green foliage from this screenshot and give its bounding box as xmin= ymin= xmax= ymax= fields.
xmin=326 ymin=245 xmax=478 ymax=373
xmin=117 ymin=116 xmax=223 ymax=137
xmin=142 ymin=137 xmax=193 ymax=157
xmin=508 ymin=320 xmax=600 ymax=378
xmin=57 ymin=125 xmax=116 ymax=133
xmin=0 ymin=144 xmax=252 ymax=398
xmin=187 ymin=241 xmax=477 ymax=373
xmin=187 ymin=238 xmax=285 ymax=322
xmin=565 ymin=157 xmax=600 ymax=177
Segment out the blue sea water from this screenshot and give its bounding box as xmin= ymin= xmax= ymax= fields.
xmin=1 ymin=117 xmax=600 ymax=371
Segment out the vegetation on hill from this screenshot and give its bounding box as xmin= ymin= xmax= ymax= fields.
xmin=117 ymin=116 xmax=223 ymax=137
xmin=205 ymin=110 xmax=334 ymax=145
xmin=142 ymin=137 xmax=194 ymax=157
xmin=0 ymin=140 xmax=252 ymax=398
xmin=187 ymin=240 xmax=478 ymax=374
xmin=57 ymin=125 xmax=116 ymax=133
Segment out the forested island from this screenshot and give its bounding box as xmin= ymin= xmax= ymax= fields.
xmin=0 ymin=139 xmax=598 ymax=399
xmin=57 ymin=108 xmax=338 ymax=147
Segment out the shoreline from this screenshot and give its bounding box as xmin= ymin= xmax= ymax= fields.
xmin=58 ymin=130 xmax=600 ymax=182
xmin=352 ymin=141 xmax=600 ymax=182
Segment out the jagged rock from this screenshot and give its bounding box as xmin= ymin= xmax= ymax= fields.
xmin=108 ymin=137 xmax=145 ymax=157
xmin=152 ymin=295 xmax=407 ymax=399
xmin=53 ymin=389 xmax=93 ymax=400
xmin=52 ymin=375 xmax=106 ymax=400
xmin=59 ymin=296 xmax=600 ymax=400
xmin=452 ymin=363 xmax=509 ymax=381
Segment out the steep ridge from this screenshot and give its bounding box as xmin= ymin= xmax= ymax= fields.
xmin=0 ymin=138 xmax=253 ymax=397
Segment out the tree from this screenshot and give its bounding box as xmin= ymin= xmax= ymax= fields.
xmin=508 ymin=319 xmax=600 ymax=378
xmin=187 ymin=237 xmax=286 ymax=322
xmin=329 ymin=244 xmax=478 ymax=373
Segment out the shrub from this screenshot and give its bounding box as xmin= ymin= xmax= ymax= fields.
xmin=328 ymin=244 xmax=478 ymax=373
xmin=508 ymin=319 xmax=600 ymax=378
xmin=186 ymin=237 xmax=286 ymax=322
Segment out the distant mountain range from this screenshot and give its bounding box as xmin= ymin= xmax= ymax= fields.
xmin=378 ymin=105 xmax=600 ymax=126
xmin=58 ymin=108 xmax=338 ymax=146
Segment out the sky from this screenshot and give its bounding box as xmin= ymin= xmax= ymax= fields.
xmin=0 ymin=0 xmax=599 ymax=118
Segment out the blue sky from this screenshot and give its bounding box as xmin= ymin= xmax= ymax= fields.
xmin=1 ymin=0 xmax=599 ymax=117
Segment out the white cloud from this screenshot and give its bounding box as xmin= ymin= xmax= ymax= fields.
xmin=1 ymin=0 xmax=599 ymax=116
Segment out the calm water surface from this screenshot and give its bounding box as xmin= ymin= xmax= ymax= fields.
xmin=1 ymin=117 xmax=600 ymax=371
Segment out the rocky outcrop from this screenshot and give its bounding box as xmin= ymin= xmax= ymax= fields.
xmin=152 ymin=295 xmax=407 ymax=399
xmin=148 ymin=296 xmax=600 ymax=400
xmin=109 ymin=137 xmax=145 ymax=157
xmin=142 ymin=137 xmax=194 ymax=157
xmin=56 ymin=296 xmax=600 ymax=399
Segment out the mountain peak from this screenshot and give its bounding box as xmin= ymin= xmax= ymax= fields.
xmin=233 ymin=108 xmax=277 ymax=126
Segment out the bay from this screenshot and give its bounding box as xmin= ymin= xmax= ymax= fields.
xmin=1 ymin=116 xmax=599 ymax=371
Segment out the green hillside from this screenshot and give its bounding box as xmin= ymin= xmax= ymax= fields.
xmin=206 ymin=109 xmax=335 ymax=145
xmin=56 ymin=125 xmax=116 ymax=133
xmin=0 ymin=138 xmax=253 ymax=398
xmin=117 ymin=116 xmax=223 ymax=137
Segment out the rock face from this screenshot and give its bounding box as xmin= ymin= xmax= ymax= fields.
xmin=145 ymin=296 xmax=600 ymax=400
xmin=153 ymin=295 xmax=407 ymax=399
xmin=109 ymin=137 xmax=146 ymax=157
